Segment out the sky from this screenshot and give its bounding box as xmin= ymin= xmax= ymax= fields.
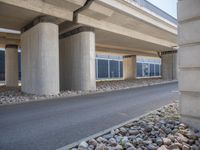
xmin=147 ymin=0 xmax=177 ymax=18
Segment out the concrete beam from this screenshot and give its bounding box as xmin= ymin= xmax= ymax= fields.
xmin=77 ymin=14 xmax=176 ymax=48
xmin=0 ymin=32 xmax=20 ymax=45
xmin=0 ymin=0 xmax=75 ymax=21
xmin=96 ymin=44 xmax=158 ymax=57
xmin=95 ymin=0 xmax=177 ymax=34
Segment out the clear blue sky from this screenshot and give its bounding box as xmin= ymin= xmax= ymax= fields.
xmin=147 ymin=0 xmax=177 ymax=18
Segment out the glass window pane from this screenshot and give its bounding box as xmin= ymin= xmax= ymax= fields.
xmin=98 ymin=59 xmax=109 ymax=78
xmin=137 ymin=63 xmax=143 ymax=77
xmin=110 ymin=60 xmax=119 ymax=78
xmin=120 ymin=61 xmax=123 ymax=78
xmin=143 ymin=63 xmax=149 ymax=77
xmin=150 ymin=64 xmax=155 ymax=76
xmin=0 ymin=51 xmax=5 ymax=80
xmin=155 ymin=64 xmax=160 ymax=76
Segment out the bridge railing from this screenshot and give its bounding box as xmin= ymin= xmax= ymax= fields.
xmin=125 ymin=0 xmax=177 ymax=25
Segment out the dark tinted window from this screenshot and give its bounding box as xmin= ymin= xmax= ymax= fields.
xmin=155 ymin=64 xmax=160 ymax=76
xmin=137 ymin=63 xmax=143 ymax=77
xmin=110 ymin=60 xmax=119 ymax=78
xmin=97 ymin=59 xmax=108 ymax=78
xmin=143 ymin=63 xmax=149 ymax=76
xmin=120 ymin=61 xmax=123 ymax=78
xmin=150 ymin=64 xmax=155 ymax=76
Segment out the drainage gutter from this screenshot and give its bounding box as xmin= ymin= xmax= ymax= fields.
xmin=73 ymin=0 xmax=95 ymax=23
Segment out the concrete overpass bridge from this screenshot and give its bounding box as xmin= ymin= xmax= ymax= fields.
xmin=0 ymin=0 xmax=178 ymax=95
xmin=0 ymin=0 xmax=200 ymax=135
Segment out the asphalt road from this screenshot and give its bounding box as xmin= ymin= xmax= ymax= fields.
xmin=0 ymin=82 xmax=178 ymax=150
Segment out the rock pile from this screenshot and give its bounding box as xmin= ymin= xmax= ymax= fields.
xmin=96 ymin=78 xmax=166 ymax=91
xmin=71 ymin=103 xmax=200 ymax=150
xmin=0 ymin=79 xmax=174 ymax=105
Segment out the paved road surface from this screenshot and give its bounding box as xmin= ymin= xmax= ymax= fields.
xmin=0 ymin=82 xmax=178 ymax=150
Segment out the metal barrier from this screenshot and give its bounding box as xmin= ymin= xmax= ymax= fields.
xmin=127 ymin=0 xmax=177 ymax=25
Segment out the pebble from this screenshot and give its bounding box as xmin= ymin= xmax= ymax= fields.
xmin=158 ymin=145 xmax=168 ymax=150
xmin=88 ymin=139 xmax=97 ymax=147
xmin=78 ymin=141 xmax=88 ymax=149
xmin=109 ymin=138 xmax=117 ymax=147
xmin=156 ymin=138 xmax=163 ymax=146
xmin=127 ymin=147 xmax=137 ymax=150
xmin=97 ymin=137 xmax=108 ymax=143
xmin=120 ymin=127 xmax=127 ymax=135
xmin=129 ymin=129 xmax=139 ymax=135
xmin=115 ymin=144 xmax=123 ymax=150
xmin=71 ymin=103 xmax=200 ymax=150
xmin=182 ymin=144 xmax=190 ymax=150
xmin=162 ymin=138 xmax=172 ymax=146
xmin=147 ymin=144 xmax=157 ymax=150
xmin=0 ymin=79 xmax=168 ymax=105
xmin=95 ymin=144 xmax=109 ymax=150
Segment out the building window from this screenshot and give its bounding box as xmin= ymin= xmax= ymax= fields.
xmin=96 ymin=54 xmax=123 ymax=80
xmin=143 ymin=63 xmax=149 ymax=77
xmin=97 ymin=59 xmax=109 ymax=78
xmin=136 ymin=56 xmax=161 ymax=78
xmin=137 ymin=63 xmax=143 ymax=77
xmin=155 ymin=64 xmax=160 ymax=76
xmin=150 ymin=64 xmax=155 ymax=76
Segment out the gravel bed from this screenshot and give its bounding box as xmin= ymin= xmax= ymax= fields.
xmin=96 ymin=78 xmax=165 ymax=91
xmin=71 ymin=103 xmax=200 ymax=150
xmin=0 ymin=78 xmax=174 ymax=105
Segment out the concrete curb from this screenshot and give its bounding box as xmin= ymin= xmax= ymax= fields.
xmin=0 ymin=80 xmax=177 ymax=106
xmin=57 ymin=103 xmax=174 ymax=150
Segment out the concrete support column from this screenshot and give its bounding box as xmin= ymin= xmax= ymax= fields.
xmin=178 ymin=0 xmax=200 ymax=129
xmin=21 ymin=20 xmax=59 ymax=95
xmin=5 ymin=44 xmax=19 ymax=87
xmin=161 ymin=50 xmax=177 ymax=80
xmin=123 ymin=55 xmax=136 ymax=80
xmin=59 ymin=26 xmax=96 ymax=91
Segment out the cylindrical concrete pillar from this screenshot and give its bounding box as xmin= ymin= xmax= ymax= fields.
xmin=161 ymin=51 xmax=177 ymax=80
xmin=123 ymin=55 xmax=136 ymax=80
xmin=5 ymin=44 xmax=19 ymax=87
xmin=21 ymin=22 xmax=59 ymax=95
xmin=59 ymin=26 xmax=96 ymax=91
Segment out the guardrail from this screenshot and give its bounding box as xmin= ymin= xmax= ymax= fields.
xmin=127 ymin=0 xmax=177 ymax=25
